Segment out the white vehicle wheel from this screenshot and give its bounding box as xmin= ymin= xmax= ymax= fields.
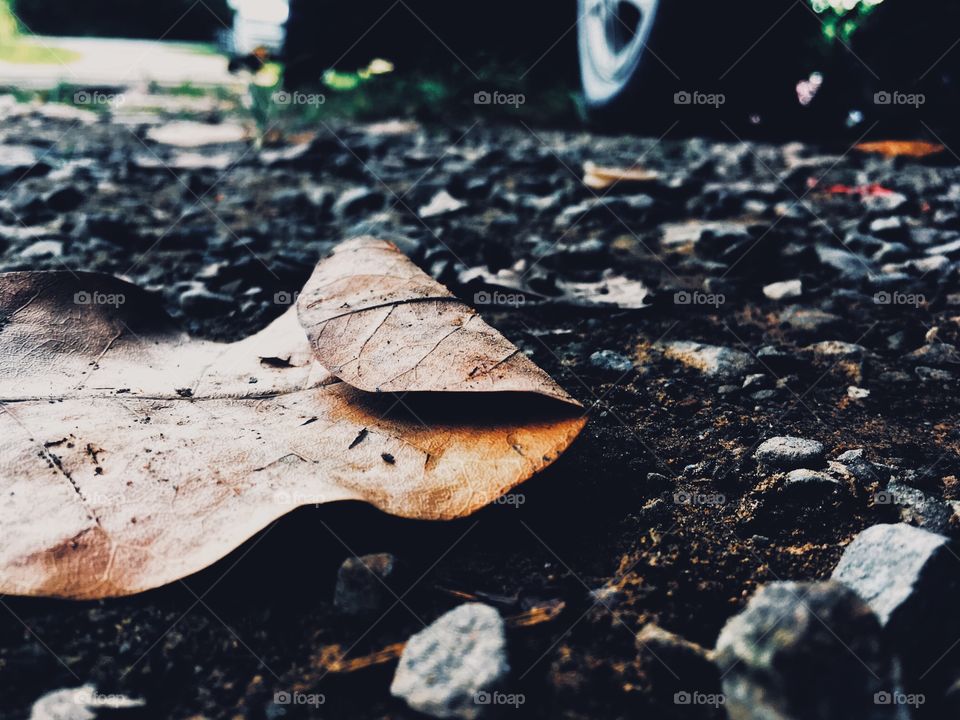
xmin=578 ymin=0 xmax=660 ymax=112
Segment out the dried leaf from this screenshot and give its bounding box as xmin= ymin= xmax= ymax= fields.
xmin=314 ymin=642 xmax=405 ymax=673
xmin=297 ymin=237 xmax=577 ymax=402
xmin=507 ymin=599 xmax=566 ymax=627
xmin=312 ymin=599 xmax=566 ymax=674
xmin=808 ymin=179 xmax=897 ymax=197
xmin=853 ymin=140 xmax=945 ymax=159
xmin=0 ymin=239 xmax=584 ymax=599
xmin=582 ymin=161 xmax=659 ymax=190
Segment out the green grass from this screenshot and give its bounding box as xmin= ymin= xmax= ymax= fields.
xmin=0 ymin=40 xmax=81 ymax=64
xmin=246 ymin=60 xmax=579 ymax=137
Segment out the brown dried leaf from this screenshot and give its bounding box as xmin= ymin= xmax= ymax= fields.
xmin=314 ymin=642 xmax=405 ymax=673
xmin=297 ymin=237 xmax=577 ymax=402
xmin=853 ymin=140 xmax=945 ymax=159
xmin=582 ymin=161 xmax=659 ymax=190
xmin=0 ymin=240 xmax=584 ymax=599
xmin=312 ymin=599 xmax=566 ymax=674
xmin=507 ymin=599 xmax=566 ymax=627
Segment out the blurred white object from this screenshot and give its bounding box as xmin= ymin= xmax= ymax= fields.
xmin=30 ymin=685 xmax=144 ymax=720
xmin=225 ymin=0 xmax=289 ymax=54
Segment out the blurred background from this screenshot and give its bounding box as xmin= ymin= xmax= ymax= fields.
xmin=0 ymin=0 xmax=958 ymax=140
xmin=5 ymin=4 xmax=960 ymax=720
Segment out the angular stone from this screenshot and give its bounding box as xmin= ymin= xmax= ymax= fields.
xmin=659 ymin=341 xmax=757 ymax=381
xmin=391 ymin=603 xmax=509 ymax=720
xmin=420 ymin=190 xmax=465 ymax=218
xmin=782 ymin=468 xmax=845 ymax=499
xmin=716 ymin=581 xmax=899 ymax=720
xmin=589 ymin=349 xmax=633 ymax=374
xmin=754 ymin=436 xmax=825 ymax=470
xmin=832 ymin=523 xmax=960 ymax=683
xmin=763 ymin=279 xmax=802 ymax=300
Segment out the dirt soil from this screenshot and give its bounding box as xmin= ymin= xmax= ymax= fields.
xmin=1 ymin=103 xmax=959 ymax=720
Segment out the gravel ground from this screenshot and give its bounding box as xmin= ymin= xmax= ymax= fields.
xmin=2 ymin=99 xmax=960 ymax=720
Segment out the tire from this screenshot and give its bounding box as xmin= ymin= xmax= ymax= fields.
xmin=577 ymin=0 xmax=812 ymax=136
xmin=577 ymin=0 xmax=662 ymax=127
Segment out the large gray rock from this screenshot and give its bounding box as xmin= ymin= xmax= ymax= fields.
xmin=391 ymin=603 xmax=509 ymax=719
xmin=716 ymin=581 xmax=901 ymax=720
xmin=832 ymin=523 xmax=952 ymax=626
xmin=754 ymin=436 xmax=825 ymax=470
xmin=832 ymin=523 xmax=960 ymax=684
xmin=659 ymin=341 xmax=757 ymax=381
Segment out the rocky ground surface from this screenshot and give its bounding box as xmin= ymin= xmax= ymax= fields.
xmin=2 ymin=98 xmax=960 ymax=719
